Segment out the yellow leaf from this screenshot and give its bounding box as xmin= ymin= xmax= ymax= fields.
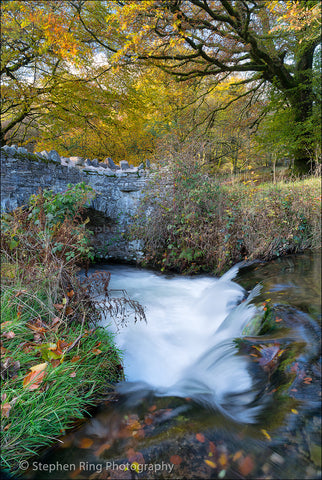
xmin=30 ymin=363 xmax=48 ymax=372
xmin=204 ymin=459 xmax=217 ymax=468
xmin=131 ymin=462 xmax=140 ymax=473
xmin=261 ymin=429 xmax=271 ymax=441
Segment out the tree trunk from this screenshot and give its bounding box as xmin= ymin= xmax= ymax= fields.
xmin=289 ymin=42 xmax=317 ymax=175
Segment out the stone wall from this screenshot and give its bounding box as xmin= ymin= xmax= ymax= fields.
xmin=0 ymin=146 xmax=149 ymax=261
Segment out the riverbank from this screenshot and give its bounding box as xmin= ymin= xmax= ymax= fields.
xmin=133 ymin=166 xmax=321 ymax=274
xmin=0 ymin=185 xmax=124 ymax=477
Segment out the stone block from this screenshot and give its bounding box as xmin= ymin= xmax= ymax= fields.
xmin=105 ymin=157 xmax=117 ymax=170
xmin=48 ymin=150 xmax=61 ymax=163
xmin=120 ymin=160 xmax=130 ymax=170
xmin=70 ymin=156 xmax=85 ymax=166
xmin=17 ymin=146 xmax=28 ymax=154
xmin=1 ymin=145 xmax=17 ymax=156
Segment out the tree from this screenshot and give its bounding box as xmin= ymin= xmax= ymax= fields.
xmin=0 ymin=0 xmax=94 ymax=147
xmin=102 ymin=0 xmax=321 ymax=174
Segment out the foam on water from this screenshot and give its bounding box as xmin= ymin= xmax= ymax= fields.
xmin=101 ymin=265 xmax=263 ymax=422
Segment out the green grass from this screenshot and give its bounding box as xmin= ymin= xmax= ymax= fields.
xmin=1 ymin=285 xmax=122 ymax=475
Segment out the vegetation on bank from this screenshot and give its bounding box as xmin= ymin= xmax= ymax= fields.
xmin=132 ymin=156 xmax=321 ymax=274
xmin=0 ymin=184 xmax=124 ymax=475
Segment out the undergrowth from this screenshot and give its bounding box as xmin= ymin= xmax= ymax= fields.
xmin=132 ymin=156 xmax=321 ymax=274
xmin=0 ymin=184 xmax=145 ymax=476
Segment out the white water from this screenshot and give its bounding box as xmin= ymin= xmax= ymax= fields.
xmin=100 ymin=265 xmax=264 ymax=423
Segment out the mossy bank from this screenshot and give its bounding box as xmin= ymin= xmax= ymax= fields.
xmin=0 ymin=185 xmax=124 ymax=476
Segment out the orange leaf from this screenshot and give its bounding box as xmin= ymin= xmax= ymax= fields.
xmin=170 ymin=455 xmax=182 ymax=465
xmin=22 ymin=364 xmax=47 ymax=389
xmin=148 ymin=405 xmax=157 ymax=412
xmin=1 ymin=403 xmax=11 ymax=418
xmin=92 ymin=348 xmax=102 ymax=355
xmin=65 ymin=306 xmax=73 ymax=315
xmin=67 ymin=290 xmax=74 ymax=298
xmin=233 ymin=451 xmax=243 ymax=462
xmin=275 ymin=317 xmax=283 ymax=322
xmin=238 ymin=455 xmax=254 ymax=476
xmin=23 ymin=363 xmax=47 ymax=390
xmin=196 ymin=433 xmax=205 ymax=443
xmin=79 ymin=437 xmax=93 ymax=449
xmin=26 ymin=323 xmax=46 ymax=334
xmin=204 ymin=459 xmax=216 ymax=468
xmin=71 ymin=355 xmax=80 ymax=363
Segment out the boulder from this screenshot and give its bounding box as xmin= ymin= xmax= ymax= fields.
xmin=138 ymin=163 xmax=144 ymax=170
xmin=91 ymin=159 xmax=99 ymax=167
xmin=48 ymin=150 xmax=61 ymax=163
xmin=145 ymin=159 xmax=151 ymax=169
xmin=85 ymin=159 xmax=93 ymax=166
xmin=70 ymin=156 xmax=85 ymax=166
xmin=120 ymin=160 xmax=130 ymax=170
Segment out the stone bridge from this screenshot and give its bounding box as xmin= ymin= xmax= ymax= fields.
xmin=0 ymin=146 xmax=149 ymax=261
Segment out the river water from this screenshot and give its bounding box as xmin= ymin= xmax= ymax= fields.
xmin=28 ymin=252 xmax=321 ymax=479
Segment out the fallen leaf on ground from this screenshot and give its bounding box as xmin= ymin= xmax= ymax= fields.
xmin=209 ymin=441 xmax=216 ymax=454
xmin=204 ymin=459 xmax=216 ymax=468
xmin=23 ymin=363 xmax=47 ymax=390
xmin=1 ymin=403 xmax=11 ymax=418
xmin=196 ymin=433 xmax=205 ymax=443
xmin=261 ymin=429 xmax=271 ymax=441
xmin=92 ymin=348 xmax=102 ymax=355
xmin=238 ymin=455 xmax=254 ymax=476
xmin=170 ymin=455 xmax=182 ymax=465
xmin=79 ymin=437 xmax=94 ymax=449
xmin=2 ymin=331 xmax=15 ymax=339
xmin=233 ymin=451 xmax=243 ymax=462
xmin=219 ymin=453 xmax=228 ymax=467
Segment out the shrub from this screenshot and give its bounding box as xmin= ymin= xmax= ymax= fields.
xmin=132 ymin=157 xmax=321 ymax=274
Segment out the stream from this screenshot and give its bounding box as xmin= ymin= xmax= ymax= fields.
xmin=26 ymin=252 xmax=321 ymax=479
